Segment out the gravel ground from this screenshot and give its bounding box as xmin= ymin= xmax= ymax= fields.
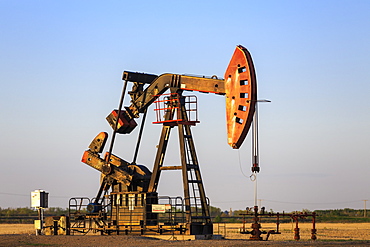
xmin=1 ymin=223 xmax=370 ymax=246
xmin=1 ymin=235 xmax=370 ymax=247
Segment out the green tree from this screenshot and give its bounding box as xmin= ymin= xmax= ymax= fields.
xmin=214 ymin=215 xmax=222 ymax=223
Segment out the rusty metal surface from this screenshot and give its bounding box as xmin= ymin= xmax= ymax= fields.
xmin=88 ymin=132 xmax=107 ymax=153
xmin=81 ymin=132 xmax=151 ymax=191
xmin=125 ymin=72 xmax=224 ymax=119
xmin=224 ymin=45 xmax=257 ymax=149
xmin=179 ymin=75 xmax=225 ymax=94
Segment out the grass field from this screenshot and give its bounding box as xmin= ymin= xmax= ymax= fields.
xmin=1 ymin=222 xmax=370 ymax=241
xmin=214 ymin=222 xmax=370 ymax=241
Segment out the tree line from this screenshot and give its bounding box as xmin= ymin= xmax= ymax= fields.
xmin=1 ymin=206 xmax=369 ymax=224
xmin=0 ymin=207 xmax=69 ymax=223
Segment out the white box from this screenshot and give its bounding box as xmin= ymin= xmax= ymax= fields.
xmin=151 ymin=204 xmax=166 ymax=213
xmin=31 ymin=190 xmax=48 ymax=208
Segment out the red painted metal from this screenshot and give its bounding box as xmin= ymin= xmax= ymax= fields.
xmin=152 ymin=93 xmax=199 ymax=126
xmin=106 ymin=110 xmax=137 ymax=134
xmin=224 ymin=45 xmax=257 ymax=149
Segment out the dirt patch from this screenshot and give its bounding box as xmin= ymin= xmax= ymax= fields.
xmin=1 ymin=235 xmax=370 ymax=247
xmin=1 ymin=223 xmax=370 ymax=246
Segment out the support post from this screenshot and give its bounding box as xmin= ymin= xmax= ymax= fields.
xmin=363 ymin=200 xmax=368 ymax=217
xmin=311 ymin=212 xmax=317 ymax=240
xmin=36 ymin=207 xmax=43 ymax=235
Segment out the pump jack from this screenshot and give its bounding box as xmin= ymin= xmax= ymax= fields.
xmin=68 ymin=45 xmax=258 ymax=236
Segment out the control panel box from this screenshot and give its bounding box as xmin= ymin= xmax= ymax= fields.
xmin=31 ymin=190 xmax=48 ymax=208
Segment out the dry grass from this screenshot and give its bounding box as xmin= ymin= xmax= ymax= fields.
xmin=1 ymin=222 xmax=370 ymax=241
xmin=0 ymin=224 xmax=35 ymax=234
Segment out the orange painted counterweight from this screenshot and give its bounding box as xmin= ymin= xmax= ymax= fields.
xmin=224 ymin=45 xmax=257 ymax=149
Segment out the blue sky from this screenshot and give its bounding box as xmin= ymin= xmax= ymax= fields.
xmin=1 ymin=0 xmax=369 ymax=212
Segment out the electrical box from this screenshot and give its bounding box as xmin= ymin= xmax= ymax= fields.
xmin=31 ymin=190 xmax=49 ymax=208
